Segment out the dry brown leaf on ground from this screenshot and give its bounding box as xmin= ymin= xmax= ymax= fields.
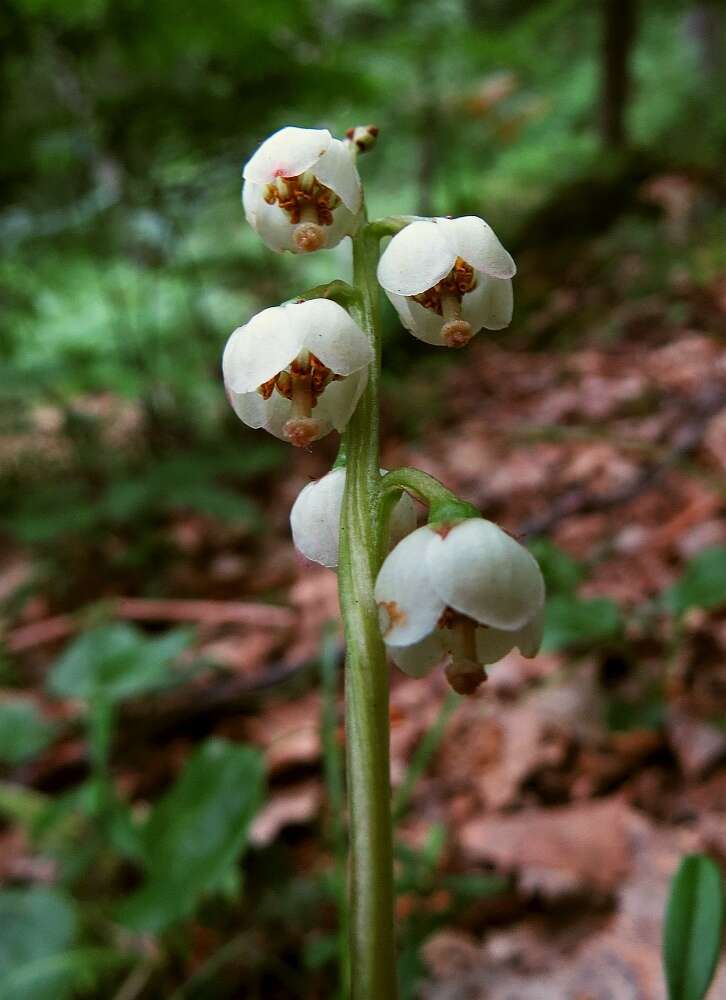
xmin=250 ymin=780 xmax=322 ymax=847
xmin=457 ymin=797 xmax=636 ymax=898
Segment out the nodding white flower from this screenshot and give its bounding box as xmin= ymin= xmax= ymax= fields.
xmin=222 ymin=299 xmax=372 ymax=447
xmin=377 ymin=216 xmax=516 ymax=349
xmin=290 ymin=467 xmax=417 ymax=568
xmin=242 ymin=127 xmax=362 ymax=254
xmin=374 ymin=519 xmax=544 ymax=694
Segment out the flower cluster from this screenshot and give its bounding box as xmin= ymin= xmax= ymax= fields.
xmin=225 ymin=125 xmax=543 ymax=694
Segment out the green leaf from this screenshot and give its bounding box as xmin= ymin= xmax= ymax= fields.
xmin=663 ymin=854 xmax=724 ymax=1000
xmin=541 ymin=595 xmax=623 ymax=652
xmin=0 ymin=887 xmax=77 ymax=1000
xmin=0 ymin=699 xmax=56 ymax=764
xmin=528 ymin=538 xmax=584 ymax=596
xmin=118 ymin=738 xmax=264 ymax=931
xmin=47 ymin=623 xmax=192 ymax=704
xmin=665 ymin=547 xmax=726 ymax=615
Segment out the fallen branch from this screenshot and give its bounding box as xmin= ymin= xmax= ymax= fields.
xmin=6 ymin=597 xmax=296 ymax=653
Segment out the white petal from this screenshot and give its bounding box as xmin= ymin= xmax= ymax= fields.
xmin=389 ymin=491 xmax=418 ymax=549
xmin=516 ymin=605 xmax=544 ymax=658
xmin=427 ymin=519 xmax=545 ymax=631
xmin=314 ymin=367 xmax=368 ymax=431
xmin=243 ymin=127 xmax=332 ymax=183
xmin=435 ymin=216 xmax=516 ymax=280
xmin=228 ymin=388 xmax=331 ymax=442
xmin=385 ymin=292 xmax=447 ymax=346
xmin=290 ymin=468 xmax=346 ymax=568
xmin=222 ymin=307 xmax=301 ymax=394
xmin=320 ymin=202 xmax=359 ymax=249
xmin=474 ymin=626 xmax=518 ymax=664
xmin=387 ymin=633 xmax=446 ymax=678
xmin=374 ymin=526 xmax=444 ymax=646
xmin=462 ymin=275 xmax=513 ymax=332
xmin=312 ymin=138 xmax=362 ymax=212
xmin=242 ymin=181 xmax=297 ymax=252
xmin=377 ymin=221 xmax=455 ymax=297
xmin=291 ymin=299 xmax=372 ymax=375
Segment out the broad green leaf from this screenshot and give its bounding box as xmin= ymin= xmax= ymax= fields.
xmin=0 ymin=699 xmax=56 ymax=764
xmin=47 ymin=623 xmax=191 ymax=703
xmin=663 ymin=854 xmax=724 ymax=1000
xmin=665 ymin=547 xmax=726 ymax=615
xmin=118 ymin=738 xmax=264 ymax=931
xmin=541 ymin=595 xmax=622 ymax=652
xmin=0 ymin=887 xmax=77 ymax=1000
xmin=528 ymin=538 xmax=584 ymax=596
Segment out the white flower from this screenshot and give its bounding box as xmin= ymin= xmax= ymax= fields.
xmin=242 ymin=127 xmax=362 ymax=254
xmin=377 ymin=216 xmax=516 ymax=348
xmin=290 ymin=468 xmax=417 ymax=568
xmin=374 ymin=519 xmax=544 ymax=694
xmin=222 ymin=299 xmax=372 ymax=447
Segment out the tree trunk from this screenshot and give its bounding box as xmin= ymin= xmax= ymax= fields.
xmin=600 ymin=0 xmax=639 ymax=148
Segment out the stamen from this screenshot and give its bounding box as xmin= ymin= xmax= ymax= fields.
xmin=411 ymin=258 xmax=477 ymax=345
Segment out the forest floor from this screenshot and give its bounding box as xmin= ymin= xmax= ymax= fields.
xmin=4 ymin=259 xmax=726 ymax=997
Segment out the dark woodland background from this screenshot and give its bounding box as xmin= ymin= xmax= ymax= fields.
xmin=2 ymin=1 xmax=726 ymax=997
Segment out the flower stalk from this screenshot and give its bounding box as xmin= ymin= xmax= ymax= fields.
xmin=337 ymin=222 xmax=398 ymax=999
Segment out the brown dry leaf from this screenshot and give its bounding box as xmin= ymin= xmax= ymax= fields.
xmin=458 ymin=797 xmax=636 ymax=898
xmin=666 ymin=706 xmax=726 ymax=779
xmin=249 ymin=780 xmax=322 ymax=847
xmin=244 ymin=693 xmax=321 ymax=775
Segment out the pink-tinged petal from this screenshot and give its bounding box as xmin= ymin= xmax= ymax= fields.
xmin=427 ymin=519 xmax=545 ymax=631
xmin=312 ymin=138 xmax=362 ymax=212
xmin=377 ymin=221 xmax=455 ymax=297
xmin=243 ymin=127 xmax=332 ymax=183
xmin=374 ymin=526 xmax=444 ymax=646
xmin=435 ymin=216 xmax=516 ymax=280
xmin=222 ymin=306 xmax=301 ymax=395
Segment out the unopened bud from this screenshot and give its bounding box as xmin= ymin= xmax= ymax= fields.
xmin=345 ymin=124 xmax=379 ymax=154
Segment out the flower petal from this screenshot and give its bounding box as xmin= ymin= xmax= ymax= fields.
xmin=385 ymin=292 xmax=447 ymax=346
xmin=387 ymin=633 xmax=446 ymax=678
xmin=222 ymin=306 xmax=301 ymax=395
xmin=374 ymin=526 xmax=444 ymax=646
xmin=320 ymin=202 xmax=359 ymax=249
xmin=428 ymin=519 xmax=545 ymax=631
xmin=243 ymin=127 xmax=331 ymax=183
xmin=435 ymin=216 xmax=516 ymax=280
xmin=377 ymin=221 xmax=455 ymax=297
xmin=290 ymin=467 xmax=346 ymax=568
xmin=312 ymin=138 xmax=362 ymax=212
xmin=292 ymin=299 xmax=373 ymax=375
xmin=242 ymin=181 xmax=297 ymax=253
xmin=314 ymin=367 xmax=368 ymax=431
xmin=462 ymin=275 xmax=513 ymax=331
xmin=389 ymin=490 xmax=418 ymax=549
xmin=474 ymin=626 xmax=518 ymax=664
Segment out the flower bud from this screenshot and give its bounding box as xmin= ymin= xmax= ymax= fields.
xmin=242 ymin=127 xmax=362 ymax=253
xmin=290 ymin=468 xmax=417 ymax=568
xmin=222 ymin=299 xmax=372 ymax=446
xmin=377 ymin=216 xmax=515 ymax=347
xmin=374 ymin=519 xmax=544 ymax=693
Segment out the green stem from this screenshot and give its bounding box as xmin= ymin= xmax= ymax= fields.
xmin=338 ymin=223 xmax=397 ymax=999
xmin=379 ymin=467 xmax=479 ymax=524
